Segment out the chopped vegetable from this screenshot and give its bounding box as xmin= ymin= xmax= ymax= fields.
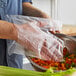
xmin=44 ymin=68 xmax=76 ymax=76
xmin=31 ymin=47 xmax=76 ymax=70
xmin=0 ymin=66 xmax=43 ymax=76
xmin=0 ymin=66 xmax=76 ymax=76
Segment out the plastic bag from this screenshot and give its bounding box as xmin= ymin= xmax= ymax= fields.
xmin=6 ymin=15 xmax=62 ymax=32
xmin=6 ymin=15 xmax=64 ymax=61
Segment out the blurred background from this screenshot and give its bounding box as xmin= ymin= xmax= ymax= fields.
xmin=32 ymin=0 xmax=76 ymax=26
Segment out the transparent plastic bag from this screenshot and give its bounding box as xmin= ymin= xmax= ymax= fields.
xmin=6 ymin=15 xmax=64 ymax=61
xmin=6 ymin=15 xmax=62 ymax=32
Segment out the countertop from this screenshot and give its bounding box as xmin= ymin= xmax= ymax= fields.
xmin=61 ymin=25 xmax=76 ymax=36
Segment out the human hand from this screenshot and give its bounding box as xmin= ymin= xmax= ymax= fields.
xmin=33 ymin=18 xmax=62 ymax=34
xmin=16 ymin=21 xmax=63 ymax=61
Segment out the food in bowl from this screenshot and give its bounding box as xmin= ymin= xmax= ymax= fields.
xmin=31 ymin=47 xmax=76 ymax=71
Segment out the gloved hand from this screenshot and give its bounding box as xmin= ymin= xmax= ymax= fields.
xmin=34 ymin=18 xmax=62 ymax=34
xmin=15 ymin=21 xmax=64 ymax=61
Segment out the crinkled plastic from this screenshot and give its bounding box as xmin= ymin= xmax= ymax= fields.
xmin=6 ymin=15 xmax=64 ymax=62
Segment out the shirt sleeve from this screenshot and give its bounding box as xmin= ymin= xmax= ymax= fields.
xmin=22 ymin=0 xmax=32 ymax=3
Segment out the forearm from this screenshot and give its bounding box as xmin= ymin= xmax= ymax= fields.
xmin=22 ymin=2 xmax=50 ymax=18
xmin=0 ymin=20 xmax=17 ymax=40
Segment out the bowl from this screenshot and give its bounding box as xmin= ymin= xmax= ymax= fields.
xmin=27 ymin=34 xmax=76 ymax=72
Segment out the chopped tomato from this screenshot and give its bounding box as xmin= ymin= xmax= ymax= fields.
xmin=31 ymin=47 xmax=76 ymax=70
xmin=73 ymin=59 xmax=76 ymax=64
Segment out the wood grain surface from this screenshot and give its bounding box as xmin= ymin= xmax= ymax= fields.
xmin=61 ymin=25 xmax=76 ymax=36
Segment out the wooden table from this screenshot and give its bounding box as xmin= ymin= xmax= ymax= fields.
xmin=61 ymin=25 xmax=76 ymax=36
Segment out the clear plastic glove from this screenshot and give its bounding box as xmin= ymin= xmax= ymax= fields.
xmin=5 ymin=15 xmax=64 ymax=61
xmin=15 ymin=21 xmax=64 ymax=61
xmin=32 ymin=18 xmax=62 ymax=34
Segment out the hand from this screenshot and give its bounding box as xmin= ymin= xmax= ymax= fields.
xmin=33 ymin=18 xmax=61 ymax=34
xmin=16 ymin=21 xmax=63 ymax=61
